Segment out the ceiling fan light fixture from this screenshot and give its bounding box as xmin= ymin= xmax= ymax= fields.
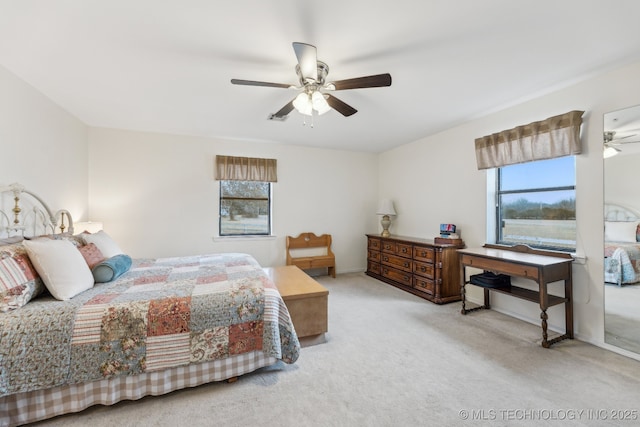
xmin=293 ymin=92 xmax=313 ymax=116
xmin=603 ymin=145 xmax=620 ymax=159
xmin=312 ymin=91 xmax=331 ymax=115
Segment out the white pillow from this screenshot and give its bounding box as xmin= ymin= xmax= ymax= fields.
xmin=23 ymin=239 xmax=94 ymax=300
xmin=82 ymin=230 xmax=124 ymax=258
xmin=605 ymin=221 xmax=639 ymax=243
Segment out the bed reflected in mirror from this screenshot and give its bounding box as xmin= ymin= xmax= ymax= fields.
xmin=604 ymin=104 xmax=640 ymax=354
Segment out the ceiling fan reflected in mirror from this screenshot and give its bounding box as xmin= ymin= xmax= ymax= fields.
xmin=231 ymin=42 xmax=392 ymax=120
xmin=603 ymin=130 xmax=640 ymax=158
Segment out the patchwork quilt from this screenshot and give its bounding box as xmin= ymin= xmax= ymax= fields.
xmin=0 ymin=253 xmax=300 ymax=396
xmin=605 ymin=243 xmax=640 ymax=285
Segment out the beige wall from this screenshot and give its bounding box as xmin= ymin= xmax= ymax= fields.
xmin=87 ymin=127 xmax=378 ymax=271
xmin=379 ymin=61 xmax=640 ymax=351
xmin=0 ymin=65 xmax=88 ymax=216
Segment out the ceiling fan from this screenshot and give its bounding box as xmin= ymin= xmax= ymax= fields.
xmin=231 ymin=42 xmax=392 ymax=119
xmin=603 ymin=130 xmax=640 ymax=158
xmin=604 ymin=130 xmax=639 ymax=145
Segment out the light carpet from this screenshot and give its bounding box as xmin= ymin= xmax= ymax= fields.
xmin=605 ymin=282 xmax=640 ymax=354
xmin=32 ymin=273 xmax=640 ymax=427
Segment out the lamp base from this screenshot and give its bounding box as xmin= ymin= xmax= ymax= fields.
xmin=380 ymin=215 xmax=391 ymax=237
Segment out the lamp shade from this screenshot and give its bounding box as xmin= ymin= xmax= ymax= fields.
xmin=293 ymin=92 xmax=313 ymax=116
xmin=74 ymin=221 xmax=103 ymax=234
xmin=377 ymin=199 xmax=396 ymax=216
xmin=312 ymin=91 xmax=331 ymax=115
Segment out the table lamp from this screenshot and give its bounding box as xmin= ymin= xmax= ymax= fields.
xmin=377 ymin=199 xmax=396 ymax=237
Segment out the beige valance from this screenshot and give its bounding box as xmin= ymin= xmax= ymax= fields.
xmin=474 ymin=110 xmax=584 ymax=170
xmin=215 ymin=155 xmax=278 ymax=182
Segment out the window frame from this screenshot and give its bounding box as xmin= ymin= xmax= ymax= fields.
xmin=493 ymin=156 xmax=576 ymax=252
xmin=218 ymin=180 xmax=273 ymax=237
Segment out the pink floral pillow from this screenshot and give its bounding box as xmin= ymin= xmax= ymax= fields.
xmin=78 ymin=242 xmax=106 ymax=269
xmin=0 ymin=242 xmax=45 ymax=312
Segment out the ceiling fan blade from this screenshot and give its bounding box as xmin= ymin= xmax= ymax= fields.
xmin=329 ymin=73 xmax=392 ymax=90
xmin=292 ymin=42 xmax=317 ymax=82
xmin=231 ymin=79 xmax=291 ymax=89
xmin=326 ymin=94 xmax=357 ymax=117
xmin=272 ymin=100 xmax=295 ymax=118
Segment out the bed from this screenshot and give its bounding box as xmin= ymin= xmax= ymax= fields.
xmin=0 ymin=183 xmax=300 ymax=426
xmin=604 ymin=202 xmax=640 ymax=285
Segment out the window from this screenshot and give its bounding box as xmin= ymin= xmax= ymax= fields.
xmin=219 ymin=180 xmax=271 ymax=236
xmin=495 ymin=156 xmax=575 ymax=251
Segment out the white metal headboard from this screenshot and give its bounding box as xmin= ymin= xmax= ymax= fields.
xmin=0 ymin=183 xmax=74 ymax=237
xmin=604 ymin=202 xmax=640 ymax=222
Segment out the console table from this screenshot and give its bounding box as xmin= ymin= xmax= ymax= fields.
xmin=458 ymin=244 xmax=573 ymax=348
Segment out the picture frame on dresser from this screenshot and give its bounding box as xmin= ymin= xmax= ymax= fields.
xmin=365 ymin=234 xmax=465 ymax=304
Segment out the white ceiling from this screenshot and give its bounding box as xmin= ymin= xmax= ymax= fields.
xmin=2 ymin=0 xmax=640 ymax=153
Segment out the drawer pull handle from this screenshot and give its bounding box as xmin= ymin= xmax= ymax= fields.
xmin=421 ymin=266 xmax=426 ymax=272
xmin=402 ymin=248 xmax=407 ymax=253
xmin=404 ymin=262 xmax=409 ymax=268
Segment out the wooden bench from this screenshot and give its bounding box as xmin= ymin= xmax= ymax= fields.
xmin=263 ymin=265 xmax=329 ymax=347
xmin=286 ymin=232 xmax=336 ymax=278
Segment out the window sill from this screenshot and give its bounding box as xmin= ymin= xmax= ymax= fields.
xmin=212 ymin=235 xmax=277 ymax=242
xmin=571 ymin=254 xmax=587 ymax=265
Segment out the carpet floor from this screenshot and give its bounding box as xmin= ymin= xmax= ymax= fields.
xmin=32 ymin=273 xmax=640 ymax=427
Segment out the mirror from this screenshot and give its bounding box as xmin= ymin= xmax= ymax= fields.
xmin=604 ymin=104 xmax=640 ymax=354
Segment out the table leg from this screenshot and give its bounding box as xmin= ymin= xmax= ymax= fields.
xmin=565 ymin=273 xmax=574 ymax=339
xmin=539 ymin=280 xmax=550 ymax=348
xmin=540 ymin=309 xmax=550 ymax=348
xmin=461 ymin=265 xmax=467 ymax=314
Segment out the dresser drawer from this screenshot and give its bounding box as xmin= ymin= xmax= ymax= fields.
xmin=381 ymin=241 xmax=412 ymax=258
xmin=368 ymin=237 xmax=381 ymax=250
xmin=413 ymin=245 xmax=435 ymax=263
xmin=367 ymin=260 xmax=381 ymax=275
xmin=413 ymin=261 xmax=435 ymax=279
xmin=382 ymin=266 xmax=412 ymax=287
xmin=381 ymin=253 xmax=413 ymax=273
xmin=368 ymin=250 xmax=380 ymax=262
xmin=395 ymin=242 xmax=412 ymax=257
xmin=413 ymin=276 xmax=435 ymax=295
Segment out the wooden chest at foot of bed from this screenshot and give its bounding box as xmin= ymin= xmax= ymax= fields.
xmin=264 ymin=265 xmax=329 ymax=346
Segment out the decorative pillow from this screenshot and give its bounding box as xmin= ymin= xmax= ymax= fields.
xmin=0 ymin=242 xmax=45 ymax=312
xmin=82 ymin=230 xmax=124 ymax=258
xmin=23 ymin=239 xmax=94 ymax=301
xmin=78 ymin=243 xmax=106 ymax=269
xmin=605 ymin=221 xmax=639 ymax=243
xmin=92 ymin=254 xmax=133 ymax=283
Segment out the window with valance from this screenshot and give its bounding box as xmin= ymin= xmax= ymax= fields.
xmin=214 ymin=155 xmax=277 ymax=236
xmin=476 ymin=110 xmax=584 ymax=252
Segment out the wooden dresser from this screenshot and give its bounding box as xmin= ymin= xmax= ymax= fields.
xmin=366 ymin=234 xmax=464 ymax=304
